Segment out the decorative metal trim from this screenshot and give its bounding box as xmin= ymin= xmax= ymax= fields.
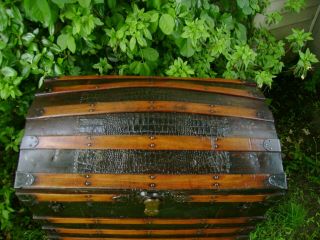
xmin=263 ymin=139 xmax=281 ymax=151
xmin=20 ymin=136 xmax=39 ymax=149
xmin=268 ymin=174 xmax=287 ymax=189
xmin=17 ymin=194 xmax=37 ymax=206
xmin=14 ymin=172 xmax=35 ymax=188
xmin=48 ymin=202 xmax=64 ymax=213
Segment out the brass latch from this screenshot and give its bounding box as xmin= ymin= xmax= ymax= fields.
xmin=144 ymin=198 xmax=161 ymax=216
xmin=140 ymin=191 xmax=162 ymax=216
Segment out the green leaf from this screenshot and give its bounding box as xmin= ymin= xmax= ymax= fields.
xmin=23 ymin=0 xmax=58 ymax=27
xmin=236 ymin=0 xmax=249 ymax=9
xmin=141 ymin=48 xmax=159 ymax=62
xmin=67 ymin=35 xmax=76 ymax=53
xmin=107 ymin=0 xmax=116 ymax=9
xmin=235 ymin=23 xmax=247 ymax=43
xmin=1 ymin=67 xmax=17 ymax=77
xmin=0 ymin=5 xmax=8 ymax=31
xmin=159 ymin=14 xmax=175 ymax=35
xmin=51 ymin=0 xmax=74 ymax=8
xmin=129 ymin=37 xmax=136 ymax=51
xmin=178 ymin=38 xmax=195 ymax=57
xmin=57 ymin=34 xmax=68 ymax=50
xmin=78 ymin=0 xmax=91 ymax=8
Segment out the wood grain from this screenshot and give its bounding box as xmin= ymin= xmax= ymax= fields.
xmin=34 ymin=216 xmax=262 ymax=225
xmin=50 ymin=237 xmax=243 ymax=240
xmin=20 ymin=135 xmax=281 ymax=152
xmin=47 ymin=75 xmax=255 ymax=86
xmin=44 ymin=227 xmax=246 ymax=235
xmin=38 ymin=80 xmax=263 ymax=100
xmin=16 ymin=173 xmax=280 ymax=190
xmin=19 ymin=193 xmax=271 ymax=203
xmin=28 ymin=101 xmax=271 ymax=122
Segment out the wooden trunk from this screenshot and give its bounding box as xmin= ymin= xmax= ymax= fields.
xmin=15 ymin=76 xmax=287 ymax=240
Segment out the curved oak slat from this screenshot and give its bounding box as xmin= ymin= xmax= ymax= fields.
xmin=38 ymin=81 xmax=263 ymax=100
xmin=27 ymin=101 xmax=272 ymax=122
xmin=47 ymin=75 xmax=255 ymax=86
xmin=34 ymin=216 xmax=264 ymax=225
xmin=18 ymin=193 xmax=272 ymax=203
xmin=44 ymin=227 xmax=247 ymax=235
xmin=20 ymin=135 xmax=281 ymax=152
xmin=49 ymin=237 xmax=244 ymax=240
xmin=15 ymin=173 xmax=286 ymax=190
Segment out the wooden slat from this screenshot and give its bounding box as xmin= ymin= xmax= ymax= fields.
xmin=35 ymin=216 xmax=263 ymax=225
xmin=38 ymin=81 xmax=263 ymax=100
xmin=20 ymin=135 xmax=281 ymax=152
xmin=44 ymin=227 xmax=246 ymax=235
xmin=15 ymin=173 xmax=282 ymax=190
xmin=27 ymin=101 xmax=271 ymax=122
xmin=20 ymin=193 xmax=271 ymax=203
xmin=49 ymin=237 xmax=243 ymax=240
xmin=47 ymin=75 xmax=255 ymax=86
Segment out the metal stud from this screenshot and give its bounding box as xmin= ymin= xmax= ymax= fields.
xmin=149 ymin=183 xmax=156 ymax=188
xmin=149 ymin=175 xmax=156 ymax=179
xmin=213 ymin=175 xmax=219 ymax=180
xmin=213 ymin=183 xmax=220 ymax=188
xmin=85 ymin=180 xmax=91 ymax=186
xmin=149 ymin=143 xmax=155 ymax=148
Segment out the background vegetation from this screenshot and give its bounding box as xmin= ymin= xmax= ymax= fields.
xmin=0 ymin=0 xmax=319 ymax=239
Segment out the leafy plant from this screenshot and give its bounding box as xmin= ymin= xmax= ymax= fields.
xmin=0 ymin=0 xmax=319 ymax=238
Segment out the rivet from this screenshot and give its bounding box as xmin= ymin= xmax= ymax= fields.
xmin=86 ymin=174 xmax=90 ymax=178
xmin=149 ymin=136 xmax=155 ymax=140
xmin=149 ymin=175 xmax=156 ymax=179
xmin=85 ymin=181 xmax=91 ymax=186
xmin=213 ymin=175 xmax=219 ymax=180
xmin=213 ymin=183 xmax=219 ymax=188
xmin=214 ymin=144 xmax=218 ymax=148
xmin=149 ymin=183 xmax=156 ymax=188
xmin=149 ymin=143 xmax=155 ymax=148
xmin=87 ymin=143 xmax=92 ymax=147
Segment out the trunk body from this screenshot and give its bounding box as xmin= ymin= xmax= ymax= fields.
xmin=15 ymin=76 xmax=286 ymax=240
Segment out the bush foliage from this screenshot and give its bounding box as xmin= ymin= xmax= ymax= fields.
xmin=0 ymin=0 xmax=319 ymax=239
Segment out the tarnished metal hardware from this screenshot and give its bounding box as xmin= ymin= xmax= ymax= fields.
xmin=263 ymin=139 xmax=281 ymax=151
xmin=33 ymin=108 xmax=45 ymax=117
xmin=20 ymin=136 xmax=39 ymax=149
xmin=143 ymin=198 xmax=160 ymax=217
xmin=14 ymin=172 xmax=35 ymax=188
xmin=140 ymin=191 xmax=162 ymax=216
xmin=268 ymin=174 xmax=287 ymax=189
xmin=111 ymin=195 xmax=130 ymax=203
xmin=48 ymin=202 xmax=64 ymax=213
xmin=171 ymin=193 xmax=192 ymax=203
xmin=17 ymin=194 xmax=37 ymax=206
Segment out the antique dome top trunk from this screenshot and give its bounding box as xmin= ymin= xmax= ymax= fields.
xmin=15 ymin=75 xmax=287 ymax=240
